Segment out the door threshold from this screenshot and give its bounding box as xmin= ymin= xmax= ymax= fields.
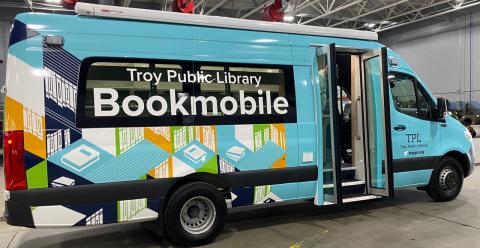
xmin=323 ymin=180 xmax=365 ymax=189
xmin=342 ymin=195 xmax=381 ymax=203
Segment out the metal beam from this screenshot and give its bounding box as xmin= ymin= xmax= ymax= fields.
xmin=122 ymin=0 xmax=131 ymax=7
xmin=384 ymin=0 xmax=451 ymax=21
xmin=240 ymin=0 xmax=273 ymax=19
xmin=329 ymin=0 xmax=408 ymax=27
xmin=379 ymin=0 xmax=480 ymax=32
xmin=301 ymin=0 xmax=364 ymax=25
xmin=194 ymin=0 xmax=206 ymax=11
xmin=204 ymin=0 xmax=230 ymax=15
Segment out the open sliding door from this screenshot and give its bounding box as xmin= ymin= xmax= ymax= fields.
xmin=314 ymin=44 xmax=342 ymax=205
xmin=361 ymin=47 xmax=393 ymax=197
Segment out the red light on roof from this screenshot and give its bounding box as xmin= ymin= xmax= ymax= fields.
xmin=172 ymin=0 xmax=195 ymax=14
xmin=263 ymin=0 xmax=285 ymax=22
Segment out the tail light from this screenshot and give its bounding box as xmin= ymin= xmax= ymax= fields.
xmin=4 ymin=131 xmax=27 ymax=190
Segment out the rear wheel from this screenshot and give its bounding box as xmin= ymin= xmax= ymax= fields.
xmin=164 ymin=182 xmax=226 ymax=246
xmin=427 ymin=157 xmax=464 ymax=202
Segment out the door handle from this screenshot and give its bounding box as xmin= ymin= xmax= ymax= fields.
xmin=394 ymin=125 xmax=406 ymax=131
xmin=355 ymin=96 xmax=361 ymax=140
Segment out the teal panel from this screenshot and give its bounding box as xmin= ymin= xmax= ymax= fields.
xmin=394 ymin=169 xmax=432 ymax=188
xmin=271 ymin=182 xmax=299 ymax=201
xmin=285 ymin=123 xmax=299 ymax=167
xmin=297 ymin=181 xmax=316 ymax=199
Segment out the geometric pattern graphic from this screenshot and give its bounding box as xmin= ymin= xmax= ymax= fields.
xmin=7 ymin=37 xmax=296 ymax=228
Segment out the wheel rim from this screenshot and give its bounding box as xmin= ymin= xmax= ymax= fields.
xmin=180 ymin=196 xmax=216 ymax=235
xmin=439 ymin=167 xmax=458 ymax=192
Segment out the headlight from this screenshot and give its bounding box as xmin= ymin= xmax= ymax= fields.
xmin=465 ymin=129 xmax=473 ymax=141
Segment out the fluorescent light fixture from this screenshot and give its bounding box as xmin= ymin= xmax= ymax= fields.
xmin=45 ymin=0 xmax=62 ymax=4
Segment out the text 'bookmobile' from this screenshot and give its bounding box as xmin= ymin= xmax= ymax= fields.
xmin=3 ymin=2 xmax=475 ymax=246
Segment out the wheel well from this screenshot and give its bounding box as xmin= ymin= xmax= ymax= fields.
xmin=165 ymin=173 xmax=230 ymax=201
xmin=444 ymin=151 xmax=470 ymax=177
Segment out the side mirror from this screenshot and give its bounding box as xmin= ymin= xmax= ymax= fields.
xmin=437 ymin=98 xmax=448 ymax=121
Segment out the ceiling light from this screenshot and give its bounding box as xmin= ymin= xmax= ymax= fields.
xmin=283 ymin=14 xmax=295 ymax=22
xmin=45 ymin=0 xmax=62 ymax=3
xmin=364 ymin=23 xmax=376 ymax=29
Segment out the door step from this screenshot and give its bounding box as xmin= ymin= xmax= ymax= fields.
xmin=342 ymin=194 xmax=381 ymax=203
xmin=323 ymin=166 xmax=356 ymax=181
xmin=323 ymin=180 xmax=365 ymax=189
xmin=323 ymin=179 xmax=365 ymax=196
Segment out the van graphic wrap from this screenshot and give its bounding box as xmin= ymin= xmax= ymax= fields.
xmin=25 ymin=48 xmax=295 ymax=226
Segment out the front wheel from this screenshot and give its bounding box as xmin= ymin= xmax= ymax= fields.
xmin=164 ymin=182 xmax=227 ymax=246
xmin=427 ymin=157 xmax=464 ymax=202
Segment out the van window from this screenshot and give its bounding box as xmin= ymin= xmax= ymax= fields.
xmin=389 ymin=72 xmax=432 ymax=120
xmin=77 ymin=58 xmax=297 ymax=128
xmin=196 ymin=64 xmax=289 ymax=117
xmin=416 ymin=86 xmax=432 ymax=119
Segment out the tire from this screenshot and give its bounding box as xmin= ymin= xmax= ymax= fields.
xmin=164 ymin=182 xmax=227 ymax=246
xmin=427 ymin=157 xmax=464 ymax=202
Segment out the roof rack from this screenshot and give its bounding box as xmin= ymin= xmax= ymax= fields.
xmin=75 ymin=3 xmax=378 ymax=41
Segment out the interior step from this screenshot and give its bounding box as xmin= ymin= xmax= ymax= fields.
xmin=323 ymin=179 xmax=365 ymax=196
xmin=342 ymin=194 xmax=381 ymax=203
xmin=323 ymin=166 xmax=356 ymax=181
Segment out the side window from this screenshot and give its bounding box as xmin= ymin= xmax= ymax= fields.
xmin=389 ymin=72 xmax=433 ymax=120
xmin=77 ymin=59 xmax=297 ymax=128
xmin=389 ymin=74 xmax=418 ymax=117
xmin=416 ymin=86 xmax=431 ymax=119
xmin=84 ymin=62 xmax=184 ymax=119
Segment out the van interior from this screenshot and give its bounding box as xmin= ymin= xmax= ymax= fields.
xmin=334 ymin=53 xmax=368 ymax=201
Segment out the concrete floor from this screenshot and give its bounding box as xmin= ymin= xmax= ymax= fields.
xmin=0 ymin=166 xmax=479 ymax=247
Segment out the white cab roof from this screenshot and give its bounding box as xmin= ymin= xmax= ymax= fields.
xmin=75 ymin=3 xmax=378 ymax=41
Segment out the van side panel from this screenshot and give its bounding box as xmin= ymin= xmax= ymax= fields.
xmin=7 ymin=13 xmax=312 ymax=227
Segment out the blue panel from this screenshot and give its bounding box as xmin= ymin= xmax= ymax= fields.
xmin=297 ymin=181 xmax=316 ymax=199
xmin=293 ymin=65 xmax=315 ymax=123
xmin=285 ymin=123 xmax=299 ymax=167
xmin=271 ymin=183 xmax=299 ymax=200
xmin=196 ymin=40 xmax=292 ymax=65
xmin=394 ymin=169 xmax=433 ymax=188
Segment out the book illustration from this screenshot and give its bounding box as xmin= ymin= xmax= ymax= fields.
xmin=226 ymin=146 xmax=246 ymax=162
xmin=183 ymin=144 xmax=207 ymax=164
xmin=61 ymin=144 xmax=100 ymax=171
xmin=51 ymin=176 xmax=76 ymax=187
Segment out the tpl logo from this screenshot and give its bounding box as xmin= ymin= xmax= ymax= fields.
xmin=406 ymin=133 xmax=422 ymax=143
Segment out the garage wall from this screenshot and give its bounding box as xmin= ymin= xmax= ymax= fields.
xmin=380 ymin=10 xmax=480 ymax=111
